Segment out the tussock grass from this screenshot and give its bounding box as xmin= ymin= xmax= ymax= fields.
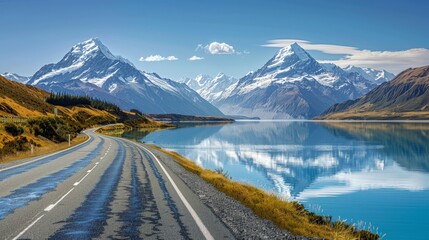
xmin=151 ymin=146 xmax=379 ymax=240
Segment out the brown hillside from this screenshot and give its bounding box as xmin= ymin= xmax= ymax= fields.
xmin=318 ymin=65 xmax=429 ymax=120
xmin=0 ymin=75 xmax=53 ymax=117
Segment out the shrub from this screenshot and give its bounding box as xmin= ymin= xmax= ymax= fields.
xmin=28 ymin=117 xmax=72 ymax=143
xmin=4 ymin=123 xmax=24 ymax=136
xmin=0 ymin=136 xmax=30 ymax=156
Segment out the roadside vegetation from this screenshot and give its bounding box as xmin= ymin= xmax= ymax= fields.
xmin=151 ymin=146 xmax=379 ymax=240
xmin=0 ymin=74 xmax=167 ymax=163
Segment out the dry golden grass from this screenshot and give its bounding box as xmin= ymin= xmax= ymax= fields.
xmin=322 ymin=121 xmax=429 ymax=132
xmin=0 ymin=135 xmax=88 ymax=164
xmin=320 ymin=110 xmax=429 ymax=120
xmin=97 ymin=121 xmax=175 ymax=136
xmin=96 ymin=123 xmax=129 ymax=135
xmin=151 ymin=145 xmax=378 ymax=240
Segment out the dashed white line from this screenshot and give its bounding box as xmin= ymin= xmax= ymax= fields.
xmin=12 ymin=214 xmax=45 ymax=240
xmin=44 ymin=188 xmax=75 ymax=212
xmin=74 ymin=164 xmax=98 ymax=186
xmin=11 ymin=130 xmax=109 ymax=239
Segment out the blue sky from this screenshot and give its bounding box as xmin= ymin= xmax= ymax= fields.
xmin=1 ymin=0 xmax=428 ymax=79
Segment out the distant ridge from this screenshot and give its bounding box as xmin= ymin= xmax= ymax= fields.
xmin=317 ymin=65 xmax=429 ymax=120
xmin=1 ymin=72 xmax=31 ymax=84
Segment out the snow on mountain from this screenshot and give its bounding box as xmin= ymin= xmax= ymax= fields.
xmin=183 ymin=73 xmax=239 ymax=103
xmin=215 ymin=43 xmax=386 ymax=119
xmin=1 ymin=72 xmax=31 ymax=84
xmin=342 ymin=65 xmax=395 ymax=84
xmin=27 ymin=38 xmax=223 ymax=116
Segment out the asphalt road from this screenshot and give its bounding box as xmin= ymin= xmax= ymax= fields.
xmin=0 ymin=129 xmax=234 ymax=239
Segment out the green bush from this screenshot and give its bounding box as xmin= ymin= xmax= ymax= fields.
xmin=0 ymin=136 xmax=30 ymax=156
xmin=28 ymin=117 xmax=73 ymax=143
xmin=4 ymin=123 xmax=24 ymax=136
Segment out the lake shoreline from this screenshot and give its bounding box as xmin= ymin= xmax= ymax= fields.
xmin=135 ymin=120 xmax=429 ymax=239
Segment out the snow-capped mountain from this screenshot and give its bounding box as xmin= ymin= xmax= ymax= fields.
xmin=183 ymin=73 xmax=239 ymax=102
xmin=27 ymin=38 xmax=223 ymax=116
xmin=215 ymin=43 xmax=388 ymax=119
xmin=342 ymin=65 xmax=394 ymax=84
xmin=1 ymin=72 xmax=31 ymax=84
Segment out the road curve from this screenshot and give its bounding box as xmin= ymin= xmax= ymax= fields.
xmin=0 ymin=129 xmax=234 ymax=239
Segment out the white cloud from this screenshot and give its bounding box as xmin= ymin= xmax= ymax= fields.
xmin=188 ymin=55 xmax=204 ymax=61
xmin=263 ymin=39 xmax=429 ymax=73
xmin=205 ymin=42 xmax=235 ymax=55
xmin=139 ymin=55 xmax=178 ymax=62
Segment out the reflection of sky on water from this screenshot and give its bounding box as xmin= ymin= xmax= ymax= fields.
xmin=141 ymin=121 xmax=429 ymax=200
xmin=135 ymin=121 xmax=429 ymax=239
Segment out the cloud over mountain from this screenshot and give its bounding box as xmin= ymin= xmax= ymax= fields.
xmin=264 ymin=39 xmax=429 ymax=74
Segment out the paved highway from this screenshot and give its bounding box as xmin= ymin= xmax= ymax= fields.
xmin=0 ymin=129 xmax=234 ymax=239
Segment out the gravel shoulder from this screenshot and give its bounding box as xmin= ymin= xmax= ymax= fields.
xmin=145 ymin=144 xmax=311 ymax=240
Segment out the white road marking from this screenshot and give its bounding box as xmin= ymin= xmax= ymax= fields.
xmin=139 ymin=145 xmax=215 ymax=240
xmin=12 ymin=214 xmax=45 ymax=240
xmin=74 ymin=164 xmax=98 ymax=186
xmin=10 ymin=130 xmax=109 ymax=239
xmin=44 ymin=187 xmax=75 ymax=212
xmin=0 ymin=134 xmax=92 ymax=172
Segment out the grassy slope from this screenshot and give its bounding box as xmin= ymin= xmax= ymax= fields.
xmin=0 ymin=75 xmax=52 ymax=117
xmin=150 ymin=146 xmax=378 ymax=240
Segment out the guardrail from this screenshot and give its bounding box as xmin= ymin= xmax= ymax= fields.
xmin=0 ymin=116 xmax=28 ymax=124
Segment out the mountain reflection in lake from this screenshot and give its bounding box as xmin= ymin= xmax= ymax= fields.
xmin=124 ymin=121 xmax=429 ymax=239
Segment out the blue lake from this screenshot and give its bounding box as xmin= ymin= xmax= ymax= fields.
xmin=123 ymin=121 xmax=429 ymax=239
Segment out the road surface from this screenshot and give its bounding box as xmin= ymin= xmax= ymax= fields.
xmin=0 ymin=129 xmax=234 ymax=239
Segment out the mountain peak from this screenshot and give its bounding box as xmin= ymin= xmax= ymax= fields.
xmin=267 ymin=43 xmax=313 ymax=69
xmin=70 ymin=38 xmax=114 ymax=60
xmin=282 ymin=43 xmax=310 ymax=61
xmin=65 ymin=38 xmax=135 ymax=67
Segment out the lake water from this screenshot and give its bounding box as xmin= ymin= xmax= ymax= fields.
xmin=122 ymin=121 xmax=429 ymax=239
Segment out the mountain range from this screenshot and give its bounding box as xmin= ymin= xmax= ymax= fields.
xmin=1 ymin=72 xmax=31 ymax=84
xmin=212 ymin=43 xmax=394 ymax=119
xmin=20 ymin=38 xmax=223 ymax=116
xmin=181 ymin=73 xmax=239 ymax=103
xmin=318 ymin=65 xmax=429 ymax=120
xmin=3 ymin=39 xmax=396 ymax=119
xmin=183 ymin=43 xmax=394 ymax=119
